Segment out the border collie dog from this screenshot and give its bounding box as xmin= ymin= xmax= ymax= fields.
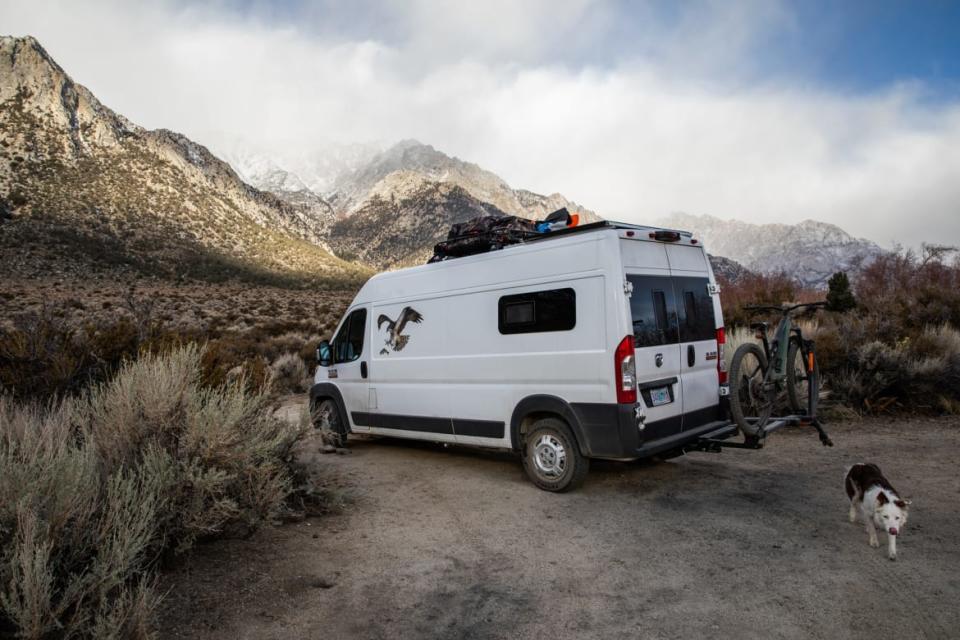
xmin=845 ymin=463 xmax=911 ymax=560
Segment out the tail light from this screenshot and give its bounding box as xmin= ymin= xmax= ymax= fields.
xmin=615 ymin=335 xmax=637 ymax=404
xmin=716 ymin=327 xmax=728 ymax=385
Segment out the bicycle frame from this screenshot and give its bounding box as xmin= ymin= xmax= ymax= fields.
xmin=745 ymin=302 xmax=832 ymax=446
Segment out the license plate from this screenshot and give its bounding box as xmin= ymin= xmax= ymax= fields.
xmin=649 ymin=386 xmax=671 ymax=407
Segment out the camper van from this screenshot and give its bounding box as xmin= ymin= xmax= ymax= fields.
xmin=311 ymin=221 xmax=731 ymax=491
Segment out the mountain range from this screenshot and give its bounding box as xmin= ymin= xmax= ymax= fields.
xmin=658 ymin=213 xmax=885 ymax=288
xmin=1 ymin=35 xmax=884 ymax=289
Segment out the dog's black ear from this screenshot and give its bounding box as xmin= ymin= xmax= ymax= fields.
xmin=876 ymin=492 xmax=889 ymax=505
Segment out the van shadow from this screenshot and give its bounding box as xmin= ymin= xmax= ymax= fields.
xmin=344 ymin=434 xmax=811 ymax=503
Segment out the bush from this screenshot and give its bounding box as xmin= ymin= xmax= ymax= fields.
xmin=0 ymin=345 xmax=311 ymax=638
xmin=720 ymin=245 xmax=960 ymax=415
xmin=270 ymin=352 xmax=309 ymax=395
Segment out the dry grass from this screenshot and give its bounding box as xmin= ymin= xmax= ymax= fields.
xmin=0 ymin=345 xmax=315 ymax=639
xmin=0 ymin=277 xmax=353 ymax=401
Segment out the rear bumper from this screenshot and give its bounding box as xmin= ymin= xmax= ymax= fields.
xmin=570 ymin=402 xmax=725 ymax=460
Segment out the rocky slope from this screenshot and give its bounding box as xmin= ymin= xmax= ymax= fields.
xmin=708 ymin=255 xmax=751 ymax=284
xmin=325 ymin=139 xmax=597 ymax=221
xmin=327 ymin=172 xmax=509 ymax=268
xmin=0 ymin=35 xmax=365 ymax=285
xmin=660 ymin=213 xmax=884 ymax=288
xmin=226 ymin=138 xmax=601 ymax=270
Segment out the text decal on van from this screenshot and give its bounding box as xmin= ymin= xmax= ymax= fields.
xmin=377 ymin=306 xmax=424 ymax=355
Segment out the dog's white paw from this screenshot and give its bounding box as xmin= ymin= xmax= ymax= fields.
xmin=869 ymin=537 xmax=880 ymax=548
xmin=888 ymin=553 xmax=897 ymax=561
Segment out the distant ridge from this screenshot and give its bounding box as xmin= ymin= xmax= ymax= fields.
xmin=659 ymin=213 xmax=885 ymax=288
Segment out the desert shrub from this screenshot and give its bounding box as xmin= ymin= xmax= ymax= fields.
xmin=0 ymin=345 xmax=311 ymax=638
xmin=717 ymin=271 xmax=813 ymax=328
xmin=270 ymin=352 xmax=309 ymax=395
xmin=719 ymin=245 xmax=960 ymax=415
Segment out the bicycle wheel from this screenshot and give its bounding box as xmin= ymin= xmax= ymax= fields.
xmin=787 ymin=339 xmax=819 ymax=414
xmin=729 ymin=343 xmax=774 ymax=436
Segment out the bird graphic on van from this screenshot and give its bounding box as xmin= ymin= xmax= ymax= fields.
xmin=377 ymin=307 xmax=424 ymax=355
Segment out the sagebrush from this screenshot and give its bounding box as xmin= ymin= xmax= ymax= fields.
xmin=0 ymin=345 xmax=312 ymax=639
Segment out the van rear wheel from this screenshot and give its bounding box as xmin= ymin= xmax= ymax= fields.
xmin=522 ymin=418 xmax=588 ymax=492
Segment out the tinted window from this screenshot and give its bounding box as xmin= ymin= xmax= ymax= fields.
xmin=499 ymin=288 xmax=576 ymax=334
xmin=332 ymin=308 xmax=366 ymax=363
xmin=627 ymin=275 xmax=679 ymax=347
xmin=675 ymin=277 xmax=716 ymax=342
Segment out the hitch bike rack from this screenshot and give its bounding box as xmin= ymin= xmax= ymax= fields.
xmin=685 ymin=414 xmax=833 ymax=454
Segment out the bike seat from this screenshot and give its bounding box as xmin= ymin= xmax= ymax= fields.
xmin=750 ymin=321 xmax=769 ymax=331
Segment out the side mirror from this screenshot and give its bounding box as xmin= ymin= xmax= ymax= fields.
xmin=317 ymin=340 xmax=332 ymax=367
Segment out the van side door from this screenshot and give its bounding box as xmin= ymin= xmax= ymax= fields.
xmin=327 ymin=307 xmax=369 ymax=428
xmin=626 ymin=274 xmax=684 ymax=440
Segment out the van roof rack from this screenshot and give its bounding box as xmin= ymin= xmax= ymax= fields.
xmin=525 ymin=220 xmax=693 ymax=243
xmin=427 ymin=217 xmax=694 ymax=264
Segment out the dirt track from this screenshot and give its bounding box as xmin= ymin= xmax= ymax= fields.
xmin=160 ymin=416 xmax=960 ymax=639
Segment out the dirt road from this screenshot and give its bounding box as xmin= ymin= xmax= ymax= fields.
xmin=160 ymin=416 xmax=960 ymax=639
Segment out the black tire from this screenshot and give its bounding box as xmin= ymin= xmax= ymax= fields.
xmin=729 ymin=343 xmax=773 ymax=436
xmin=521 ymin=418 xmax=589 ymax=492
xmin=787 ymin=339 xmax=819 ymax=414
xmin=313 ymin=398 xmax=348 ymax=448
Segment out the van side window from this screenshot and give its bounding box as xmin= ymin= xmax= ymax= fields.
xmin=675 ymin=277 xmax=716 ymax=342
xmin=499 ymin=288 xmax=576 ymax=334
xmin=332 ymin=308 xmax=367 ymax=363
xmin=627 ymin=275 xmax=679 ymax=347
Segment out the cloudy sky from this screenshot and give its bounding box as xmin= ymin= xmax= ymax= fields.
xmin=3 ymin=0 xmax=960 ymax=248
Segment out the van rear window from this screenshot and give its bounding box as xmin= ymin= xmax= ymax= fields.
xmin=627 ymin=275 xmax=716 ymax=347
xmin=627 ymin=275 xmax=679 ymax=347
xmin=498 ymin=288 xmax=576 ymax=334
xmin=675 ymin=277 xmax=716 ymax=342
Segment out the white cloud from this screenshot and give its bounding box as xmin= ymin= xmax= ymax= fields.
xmin=1 ymin=0 xmax=959 ymax=248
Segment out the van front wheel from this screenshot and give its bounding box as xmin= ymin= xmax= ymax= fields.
xmin=522 ymin=418 xmax=589 ymax=492
xmin=313 ymin=398 xmax=348 ymax=448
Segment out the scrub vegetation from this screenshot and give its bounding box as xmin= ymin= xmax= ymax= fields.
xmin=0 ymin=345 xmax=325 ymax=639
xmin=718 ymin=244 xmax=960 ymax=415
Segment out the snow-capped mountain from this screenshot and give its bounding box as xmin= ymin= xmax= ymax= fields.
xmin=219 ymin=141 xmax=384 ymax=195
xmin=326 ymin=139 xmax=598 ymax=221
xmin=659 ymin=213 xmax=885 ymax=288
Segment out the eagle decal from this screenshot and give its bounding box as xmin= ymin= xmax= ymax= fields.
xmin=377 ymin=306 xmax=424 ymax=355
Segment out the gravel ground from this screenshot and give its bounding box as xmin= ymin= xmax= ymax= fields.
xmin=160 ymin=416 xmax=960 ymax=639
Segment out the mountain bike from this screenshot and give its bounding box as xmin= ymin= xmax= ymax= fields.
xmin=727 ymin=302 xmax=833 ymax=447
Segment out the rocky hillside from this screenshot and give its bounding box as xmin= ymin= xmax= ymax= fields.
xmin=327 ymin=172 xmax=509 ymax=268
xmin=708 ymin=255 xmax=751 ymax=284
xmin=325 ymin=139 xmax=598 ymax=222
xmin=226 ymin=138 xmax=601 ymax=270
xmin=660 ymin=213 xmax=884 ymax=288
xmin=0 ymin=36 xmax=366 ymax=286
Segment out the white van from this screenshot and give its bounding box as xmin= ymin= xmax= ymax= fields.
xmin=311 ymin=221 xmax=731 ymax=491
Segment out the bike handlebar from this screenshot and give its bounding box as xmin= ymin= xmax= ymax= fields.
xmin=743 ymin=301 xmax=828 ymax=315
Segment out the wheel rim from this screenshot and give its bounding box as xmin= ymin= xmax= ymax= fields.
xmin=532 ymin=434 xmax=567 ymax=478
xmin=315 ymin=401 xmax=340 ymax=437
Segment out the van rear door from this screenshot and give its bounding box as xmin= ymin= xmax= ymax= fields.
xmin=665 ymin=245 xmax=721 ymax=430
xmin=625 ymin=273 xmax=684 ymax=440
